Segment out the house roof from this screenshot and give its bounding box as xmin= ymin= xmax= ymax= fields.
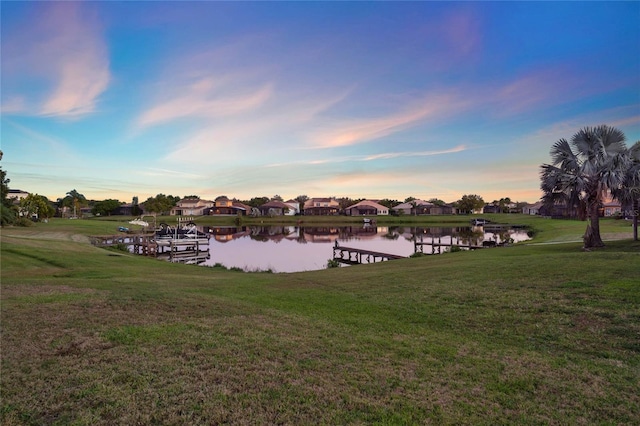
xmin=392 ymin=199 xmax=432 ymax=210
xmin=232 ymin=201 xmax=250 ymax=211
xmin=304 ymin=198 xmax=339 ymax=207
xmin=260 ymin=200 xmax=290 ymax=209
xmin=346 ymin=200 xmax=387 ymax=210
xmin=526 ymin=201 xmax=544 ymax=209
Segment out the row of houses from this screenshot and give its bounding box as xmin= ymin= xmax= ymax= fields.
xmin=170 ymin=197 xmax=461 ymax=217
xmin=8 ymin=188 xmax=626 ymax=218
xmin=172 ymin=196 xmax=627 ymax=218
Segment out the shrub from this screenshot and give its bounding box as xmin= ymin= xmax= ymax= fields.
xmin=14 ymin=217 xmax=34 ymax=227
xmin=327 ymin=259 xmax=340 ymax=268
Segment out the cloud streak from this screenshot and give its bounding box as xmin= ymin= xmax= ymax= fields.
xmin=2 ymin=2 xmax=110 ymax=117
xmin=309 ymin=93 xmax=469 ymax=148
xmin=137 ymin=78 xmax=274 ymax=128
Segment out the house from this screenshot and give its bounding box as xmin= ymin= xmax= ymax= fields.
xmin=483 ymin=204 xmax=501 ymax=214
xmin=523 ymin=201 xmax=544 ymax=215
xmin=392 ymin=199 xmax=429 ymax=215
xmin=284 ymin=199 xmax=300 ymax=216
xmin=602 ymin=199 xmax=622 ymax=217
xmin=258 ymin=200 xmax=291 ymax=216
xmin=391 ymin=199 xmax=454 ymax=216
xmin=210 ymin=196 xmax=250 ymax=216
xmin=170 ymin=197 xmax=214 ymax=216
xmin=7 ymin=189 xmax=29 ymax=203
xmin=345 ymin=200 xmax=389 ymax=216
xmin=303 ymin=198 xmax=340 ymax=216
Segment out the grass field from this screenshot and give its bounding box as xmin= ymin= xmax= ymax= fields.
xmin=1 ymin=216 xmax=638 ymax=424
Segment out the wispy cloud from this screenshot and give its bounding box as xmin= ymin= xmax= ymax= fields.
xmin=309 ymin=93 xmax=469 ymax=148
xmin=263 ymin=145 xmax=467 ymax=169
xmin=2 ymin=2 xmax=110 ymax=117
xmin=138 ymin=167 xmax=208 ymax=180
xmin=362 ymin=145 xmax=467 ymax=161
xmin=137 ymin=78 xmax=274 ymax=128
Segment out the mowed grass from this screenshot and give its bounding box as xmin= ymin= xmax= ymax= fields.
xmin=1 ymin=217 xmax=639 ymax=425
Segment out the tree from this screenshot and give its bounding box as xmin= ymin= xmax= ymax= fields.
xmin=456 ymin=194 xmax=485 ymax=214
xmin=143 ymin=194 xmax=179 ymax=215
xmin=19 ymin=194 xmax=56 ymax=220
xmin=612 ymin=141 xmax=640 ymax=241
xmin=132 ymin=196 xmax=143 ymax=216
xmin=272 ymin=194 xmax=284 ymax=202
xmin=92 ymin=199 xmax=123 ymax=216
xmin=245 ymin=196 xmax=269 ymax=208
xmin=295 ymin=195 xmax=309 ymax=205
xmin=428 ymin=198 xmax=446 ymax=207
xmin=59 ymin=189 xmax=87 ymax=218
xmin=378 ymin=198 xmax=400 ymax=209
xmin=1 ymin=150 xmax=17 ymax=225
xmin=540 ymin=125 xmax=629 ymax=248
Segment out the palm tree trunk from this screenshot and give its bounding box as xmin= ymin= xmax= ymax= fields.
xmin=583 ymin=199 xmax=604 ymax=248
xmin=633 ymin=198 xmax=638 ymax=241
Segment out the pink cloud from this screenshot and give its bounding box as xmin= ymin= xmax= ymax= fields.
xmin=309 ymin=93 xmax=469 ymax=148
xmin=3 ymin=3 xmax=110 ymax=117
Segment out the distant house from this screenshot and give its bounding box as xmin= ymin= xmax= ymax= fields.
xmin=7 ymin=189 xmax=29 ymax=203
xmin=284 ymin=199 xmax=300 ymax=216
xmin=303 ymin=198 xmax=340 ymax=216
xmin=117 ymin=203 xmax=135 ymax=216
xmin=391 ymin=199 xmax=428 ymax=215
xmin=602 ymin=199 xmax=622 ymax=217
xmin=538 ymin=202 xmax=579 ymax=219
xmin=345 ymin=200 xmax=389 ymax=216
xmin=523 ymin=201 xmax=544 ymax=215
xmin=258 ymin=200 xmax=291 ymax=216
xmin=170 ymin=197 xmax=214 ymax=216
xmin=391 ymin=199 xmax=453 ymax=215
xmin=210 ymin=196 xmax=249 ymax=216
xmin=483 ymin=204 xmax=501 ymax=214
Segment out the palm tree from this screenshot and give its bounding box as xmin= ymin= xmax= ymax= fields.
xmin=540 ymin=125 xmax=629 ymax=249
xmin=612 ymin=141 xmax=640 ymax=241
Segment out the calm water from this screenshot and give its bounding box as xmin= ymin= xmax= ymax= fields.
xmin=147 ymin=225 xmax=531 ymax=273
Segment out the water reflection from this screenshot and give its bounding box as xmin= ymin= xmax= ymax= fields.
xmin=154 ymin=224 xmax=530 ymax=273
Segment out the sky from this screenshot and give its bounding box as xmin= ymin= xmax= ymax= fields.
xmin=2 ymin=1 xmax=639 ymax=204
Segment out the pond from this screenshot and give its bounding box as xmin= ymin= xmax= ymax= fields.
xmin=137 ymin=224 xmax=531 ymax=273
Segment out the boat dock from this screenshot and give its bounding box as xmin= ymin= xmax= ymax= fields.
xmin=332 ymin=242 xmax=404 ymax=265
xmin=414 ymin=236 xmax=490 ymax=254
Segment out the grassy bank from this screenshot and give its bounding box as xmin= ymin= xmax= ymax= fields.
xmin=1 ymin=218 xmax=638 ymax=424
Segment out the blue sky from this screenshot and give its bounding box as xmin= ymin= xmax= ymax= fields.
xmin=2 ymin=1 xmax=639 ymax=204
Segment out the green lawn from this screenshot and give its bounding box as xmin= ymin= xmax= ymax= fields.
xmin=1 ymin=217 xmax=638 ymax=424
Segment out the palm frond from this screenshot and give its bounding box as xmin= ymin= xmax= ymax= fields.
xmin=549 ymin=138 xmax=579 ymax=169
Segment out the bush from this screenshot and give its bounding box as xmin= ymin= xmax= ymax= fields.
xmin=14 ymin=217 xmax=34 ymax=227
xmin=327 ymin=259 xmax=340 ymax=268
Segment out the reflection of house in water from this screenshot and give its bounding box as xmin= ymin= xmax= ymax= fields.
xmin=207 ymin=226 xmax=251 ymax=242
xmin=302 ymin=227 xmax=341 ymax=243
xmin=249 ymin=226 xmax=297 ymax=242
xmin=338 ymin=225 xmax=379 ymax=241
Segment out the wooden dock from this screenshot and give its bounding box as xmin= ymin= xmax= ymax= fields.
xmin=414 ymin=235 xmax=489 ymax=254
xmin=332 ymin=242 xmax=404 ymax=265
xmin=90 ymin=234 xmax=210 ymax=257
